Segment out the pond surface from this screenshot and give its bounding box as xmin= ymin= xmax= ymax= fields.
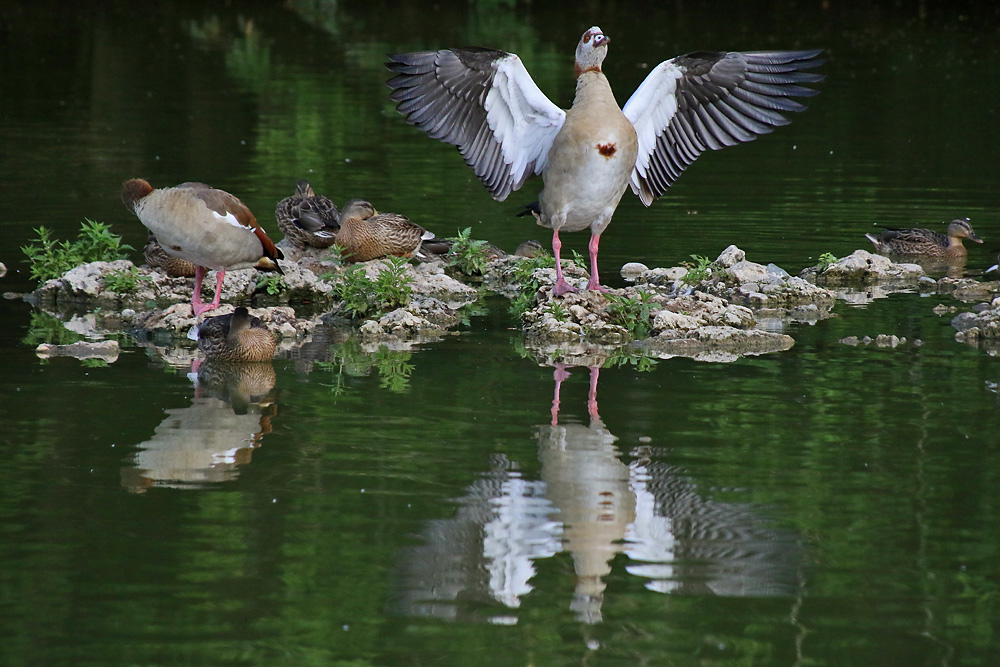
xmin=2 ymin=1 xmax=1000 ymax=665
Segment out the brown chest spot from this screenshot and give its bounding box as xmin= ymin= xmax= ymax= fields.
xmin=169 ymin=244 xmax=183 ymax=252
xmin=596 ymin=142 xmax=617 ymax=158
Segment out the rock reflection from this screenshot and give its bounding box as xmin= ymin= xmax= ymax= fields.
xmin=120 ymin=359 xmax=277 ymax=493
xmin=394 ymin=363 xmax=803 ymax=623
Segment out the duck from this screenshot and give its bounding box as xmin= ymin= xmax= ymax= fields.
xmin=387 ymin=27 xmax=823 ymax=295
xmin=335 ymin=198 xmax=439 ymax=263
xmin=194 ymin=306 xmax=276 ymax=362
xmin=143 ymin=231 xmax=197 ymax=277
xmin=274 ymin=179 xmax=340 ymax=249
xmin=865 ymin=218 xmax=982 ymax=257
xmin=122 ymin=178 xmax=283 ymax=317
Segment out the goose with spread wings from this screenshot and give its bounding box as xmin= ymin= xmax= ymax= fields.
xmin=387 ymin=26 xmax=823 ymax=295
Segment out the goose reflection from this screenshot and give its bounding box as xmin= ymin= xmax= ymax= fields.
xmin=120 ymin=359 xmax=277 ymax=493
xmin=394 ymin=362 xmax=803 ymax=623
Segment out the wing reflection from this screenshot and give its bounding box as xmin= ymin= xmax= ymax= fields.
xmin=120 ymin=359 xmax=277 ymax=492
xmin=394 ymin=364 xmax=803 ymax=623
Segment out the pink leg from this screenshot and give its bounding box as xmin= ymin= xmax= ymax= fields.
xmin=551 ymin=229 xmax=578 ymax=296
xmin=586 ymin=233 xmax=608 ymax=292
xmin=192 ymin=269 xmax=226 ymax=317
xmin=191 ymin=266 xmax=207 ymax=315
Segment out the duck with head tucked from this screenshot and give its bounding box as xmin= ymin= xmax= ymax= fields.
xmin=335 ymin=198 xmax=441 ymax=263
xmin=865 ymin=218 xmax=982 ymax=257
xmin=195 ymin=306 xmax=276 ymax=363
xmin=122 ymin=179 xmax=283 ymax=317
xmin=274 ymin=179 xmax=340 ymax=249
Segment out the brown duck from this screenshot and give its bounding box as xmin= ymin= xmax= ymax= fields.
xmin=335 ymin=198 xmax=438 ymax=263
xmin=144 ymin=231 xmax=197 ymax=277
xmin=865 ymin=218 xmax=982 ymax=257
xmin=274 ymin=179 xmax=340 ymax=249
xmin=122 ymin=179 xmax=283 ymax=317
xmin=195 ymin=306 xmax=276 ymax=362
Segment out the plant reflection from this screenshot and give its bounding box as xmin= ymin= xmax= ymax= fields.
xmin=120 ymin=359 xmax=277 ymax=493
xmin=394 ymin=361 xmax=804 ymax=623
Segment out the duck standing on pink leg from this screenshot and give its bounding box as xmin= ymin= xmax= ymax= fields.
xmin=121 ymin=179 xmax=283 ymax=317
xmin=387 ymin=26 xmax=823 ymax=295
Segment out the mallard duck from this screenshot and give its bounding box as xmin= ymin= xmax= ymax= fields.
xmin=514 ymin=239 xmax=545 ymax=258
xmin=335 ymin=198 xmax=438 ymax=263
xmin=122 ymin=179 xmax=283 ymax=317
xmin=865 ymin=218 xmax=982 ymax=257
xmin=388 ymin=27 xmax=822 ymax=295
xmin=143 ymin=231 xmax=197 ymax=277
xmin=274 ymin=179 xmax=340 ymax=249
xmin=195 ymin=306 xmax=276 ymax=362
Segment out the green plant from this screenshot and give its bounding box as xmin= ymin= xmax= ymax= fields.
xmin=103 ymin=266 xmax=151 ymax=293
xmin=21 ymin=219 xmax=134 ymax=282
xmin=446 ymin=227 xmax=492 ymax=276
xmin=817 ymin=252 xmax=838 ymax=271
xmin=507 ymin=254 xmax=558 ymax=317
xmin=335 ymin=256 xmax=412 ymax=318
xmin=604 ymin=290 xmax=655 ymax=338
xmin=548 ymin=300 xmax=569 ymax=322
xmin=680 ymin=254 xmax=718 ymax=286
xmin=256 ymin=273 xmax=286 ymax=295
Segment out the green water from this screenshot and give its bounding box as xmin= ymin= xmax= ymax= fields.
xmin=2 ymin=1 xmax=1000 ymax=665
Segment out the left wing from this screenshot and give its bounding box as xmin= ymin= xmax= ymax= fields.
xmin=623 ymin=50 xmax=824 ymax=206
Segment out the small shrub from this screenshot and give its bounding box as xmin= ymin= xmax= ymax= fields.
xmin=21 ymin=220 xmax=134 ymax=282
xmin=680 ymin=254 xmax=720 ymax=286
xmin=817 ymin=252 xmax=838 ymax=271
xmin=335 ymin=257 xmax=412 ymax=318
xmin=604 ymin=290 xmax=655 ymax=338
xmin=255 ymin=273 xmax=286 ymax=295
xmin=103 ymin=266 xmax=151 ymax=293
xmin=446 ymin=227 xmax=492 ymax=276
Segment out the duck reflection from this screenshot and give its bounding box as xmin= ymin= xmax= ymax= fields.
xmin=394 ymin=362 xmax=803 ymax=623
xmin=120 ymin=359 xmax=277 ymax=493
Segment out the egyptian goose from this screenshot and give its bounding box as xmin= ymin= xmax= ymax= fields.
xmin=143 ymin=231 xmax=197 ymax=277
xmin=122 ymin=179 xmax=283 ymax=316
xmin=274 ymin=179 xmax=340 ymax=249
xmin=387 ymin=27 xmax=823 ymax=295
xmin=335 ymin=198 xmax=439 ymax=263
xmin=865 ymin=218 xmax=982 ymax=257
xmin=194 ymin=306 xmax=277 ymax=362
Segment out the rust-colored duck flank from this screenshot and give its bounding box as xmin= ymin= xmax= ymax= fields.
xmin=144 ymin=231 xmax=197 ymax=277
xmin=122 ymin=178 xmax=283 ymax=317
xmin=865 ymin=218 xmax=982 ymax=257
xmin=335 ymin=198 xmax=437 ymax=263
xmin=274 ymin=179 xmax=340 ymax=249
xmin=195 ymin=306 xmax=276 ymax=362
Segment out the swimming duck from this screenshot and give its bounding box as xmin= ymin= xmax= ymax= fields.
xmin=335 ymin=198 xmax=438 ymax=263
xmin=195 ymin=306 xmax=276 ymax=362
xmin=143 ymin=231 xmax=197 ymax=277
xmin=274 ymin=179 xmax=340 ymax=249
xmin=122 ymin=179 xmax=283 ymax=317
xmin=387 ymin=27 xmax=822 ymax=295
xmin=865 ymin=218 xmax=982 ymax=257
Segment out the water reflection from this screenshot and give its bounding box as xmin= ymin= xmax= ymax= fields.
xmin=120 ymin=359 xmax=277 ymax=493
xmin=394 ymin=362 xmax=803 ymax=623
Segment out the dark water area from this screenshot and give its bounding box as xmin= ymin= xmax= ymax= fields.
xmin=2 ymin=1 xmax=1000 ymax=665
